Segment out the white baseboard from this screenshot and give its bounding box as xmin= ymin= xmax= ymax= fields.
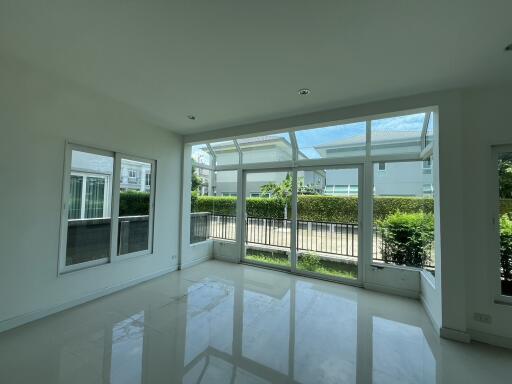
xmin=0 ymin=265 xmax=178 ymax=334
xmin=420 ymin=295 xmax=441 ymax=335
xmin=440 ymin=327 xmax=471 ymax=343
xmin=364 ymin=282 xmax=420 ymax=299
xmin=213 ymin=254 xmax=239 ymax=263
xmin=469 ymin=329 xmax=512 ymax=350
xmin=180 ymin=255 xmax=211 ymax=270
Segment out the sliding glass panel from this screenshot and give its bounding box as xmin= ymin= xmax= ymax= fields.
xmin=498 ymin=151 xmax=512 ymax=296
xmin=243 ymin=171 xmax=292 ymax=269
xmin=295 ymin=121 xmax=366 ymax=160
xmin=210 ymin=140 xmax=239 ymax=166
xmin=190 ymin=168 xmax=237 ymax=243
xmin=118 ymin=158 xmax=153 ymax=256
xmin=190 ymin=167 xmax=211 ymax=244
xmin=85 ymin=176 xmax=106 ymax=218
xmin=238 ymin=133 xmax=292 ymax=164
xmin=296 ymin=167 xmax=359 ymax=280
xmin=372 ymin=161 xmax=435 ymax=273
xmin=68 ymin=175 xmax=83 ymax=219
xmin=371 ymin=113 xmax=425 ymax=156
xmin=66 ymin=150 xmax=113 ymax=266
xmin=210 ymin=170 xmax=237 ymax=240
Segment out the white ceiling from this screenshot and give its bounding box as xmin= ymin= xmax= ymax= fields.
xmin=1 ymin=0 xmax=511 ymax=134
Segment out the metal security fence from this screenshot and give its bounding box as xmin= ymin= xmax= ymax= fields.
xmin=189 ymin=213 xmax=435 ymax=268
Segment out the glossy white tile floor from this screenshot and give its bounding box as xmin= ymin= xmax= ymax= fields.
xmin=1 ymin=261 xmax=512 ymax=384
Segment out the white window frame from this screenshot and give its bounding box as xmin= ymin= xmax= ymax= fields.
xmin=491 ymin=144 xmax=512 ymax=304
xmin=114 ymin=154 xmax=156 ymax=260
xmin=58 ymin=143 xmax=156 ymax=274
xmin=184 ymin=106 xmax=440 ymax=281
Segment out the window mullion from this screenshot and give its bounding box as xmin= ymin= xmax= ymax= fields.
xmin=110 ymin=153 xmax=121 ymax=261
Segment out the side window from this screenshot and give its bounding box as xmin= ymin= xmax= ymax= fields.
xmin=497 ymin=150 xmax=512 ymax=296
xmin=60 ymin=145 xmax=156 ymax=272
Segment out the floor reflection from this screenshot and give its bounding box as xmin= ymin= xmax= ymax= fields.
xmin=3 ymin=261 xmax=512 ymax=383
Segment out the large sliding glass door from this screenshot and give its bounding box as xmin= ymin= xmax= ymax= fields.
xmin=242 ymin=170 xmax=293 ymax=270
xmin=241 ymin=166 xmax=362 ymax=283
xmin=295 ymin=165 xmax=362 ymax=282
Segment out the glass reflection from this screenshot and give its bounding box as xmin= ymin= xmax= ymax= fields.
xmin=372 ymin=317 xmax=436 ymax=384
xmin=37 ymin=273 xmax=439 ymax=384
xmin=110 ymin=312 xmax=144 ymax=384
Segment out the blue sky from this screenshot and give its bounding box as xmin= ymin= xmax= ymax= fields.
xmin=193 ymin=113 xmax=426 ymax=161
xmin=295 ymin=113 xmax=425 ymax=158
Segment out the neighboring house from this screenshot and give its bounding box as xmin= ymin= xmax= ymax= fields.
xmin=119 ymin=159 xmax=152 ymax=193
xmin=69 ymin=152 xmax=151 ymax=219
xmin=192 ymin=131 xmax=433 ymax=198
xmin=316 ymin=131 xmax=433 ymax=197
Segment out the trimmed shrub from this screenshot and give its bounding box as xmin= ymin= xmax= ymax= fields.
xmin=298 ymin=195 xmax=359 ymax=223
xmin=378 ymin=212 xmax=434 ymax=268
xmin=501 ymin=199 xmax=512 ymax=216
xmin=500 ymin=214 xmax=512 ymax=282
xmin=192 ymin=195 xmax=434 ymax=223
xmin=119 ymin=191 xmax=150 ymax=216
xmin=192 ymin=196 xmax=286 ymax=218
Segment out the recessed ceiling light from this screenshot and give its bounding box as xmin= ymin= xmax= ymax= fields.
xmin=187 ymin=115 xmax=196 ymax=120
xmin=506 ymin=43 xmax=512 ymax=51
xmin=298 ymin=88 xmax=311 ymax=96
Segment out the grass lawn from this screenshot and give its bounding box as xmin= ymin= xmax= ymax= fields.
xmin=245 ymin=250 xmax=357 ymax=280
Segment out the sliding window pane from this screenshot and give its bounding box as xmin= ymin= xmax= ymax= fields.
xmin=118 ymin=158 xmax=154 ymax=256
xmin=498 ymin=152 xmax=512 ymax=296
xmin=295 ymin=122 xmax=366 ymax=160
xmin=85 ymin=176 xmax=107 ymax=218
xmin=371 ymin=113 xmax=425 ymax=156
xmin=66 ymin=150 xmax=113 ymax=266
xmin=244 ymin=171 xmax=291 ymax=268
xmin=190 ymin=166 xmax=211 ymax=244
xmin=68 ymin=175 xmax=83 ymax=219
xmin=296 ymin=167 xmax=359 ymax=280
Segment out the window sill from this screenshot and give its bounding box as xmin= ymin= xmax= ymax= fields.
xmin=59 ymin=251 xmax=153 ymax=275
xmin=370 ymin=262 xmax=422 ymax=273
xmin=190 ymin=239 xmax=213 ymax=247
xmin=420 ymin=269 xmax=436 ymax=288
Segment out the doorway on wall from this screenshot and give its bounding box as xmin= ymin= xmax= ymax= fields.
xmin=240 ymin=166 xmax=363 ymax=284
xmin=242 ymin=169 xmax=293 ymax=271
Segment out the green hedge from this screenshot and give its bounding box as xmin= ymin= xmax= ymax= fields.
xmin=119 ymin=191 xmax=150 ymax=216
xmin=501 ymin=214 xmax=512 ymax=282
xmin=192 ymin=195 xmax=284 ymax=218
xmin=378 ymin=212 xmax=434 ymax=268
xmin=501 ymin=199 xmax=512 ymax=216
xmin=191 ymin=195 xmax=436 ymax=223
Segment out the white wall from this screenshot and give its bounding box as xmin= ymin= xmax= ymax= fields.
xmin=0 ymin=56 xmax=183 ymax=330
xmin=461 ymin=86 xmax=512 ymax=345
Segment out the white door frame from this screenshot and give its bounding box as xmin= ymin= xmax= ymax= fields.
xmin=240 ymin=164 xmax=364 ymax=287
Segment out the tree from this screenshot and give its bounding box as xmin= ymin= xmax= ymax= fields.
xmin=260 ymin=174 xmax=320 ymax=218
xmin=191 ymin=166 xmax=202 ymax=192
xmin=499 ymin=156 xmax=512 ymax=199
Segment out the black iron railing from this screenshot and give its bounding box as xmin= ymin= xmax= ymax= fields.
xmin=189 ymin=213 xmax=435 ymax=268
